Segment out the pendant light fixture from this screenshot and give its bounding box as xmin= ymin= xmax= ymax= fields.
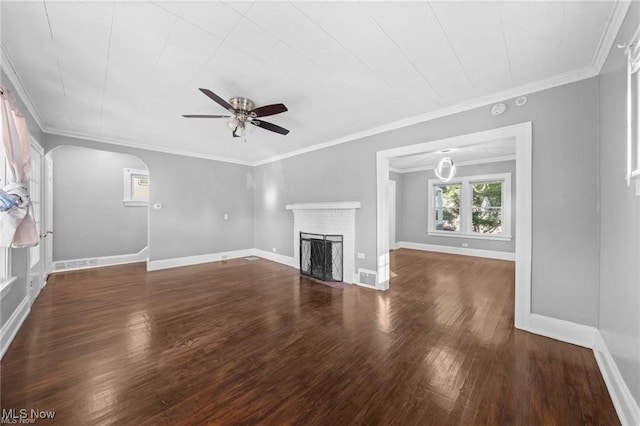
xmin=434 ymin=149 xmax=456 ymax=182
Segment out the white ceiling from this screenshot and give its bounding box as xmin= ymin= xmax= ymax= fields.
xmin=389 ymin=137 xmax=515 ymax=172
xmin=0 ymin=1 xmax=625 ymax=165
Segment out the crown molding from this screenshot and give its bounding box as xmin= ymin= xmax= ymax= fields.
xmin=391 ymin=155 xmax=516 ymax=174
xmin=0 ymin=44 xmax=46 ymax=131
xmin=254 ymin=65 xmax=598 ymax=166
xmin=3 ymin=39 xmax=602 ymax=169
xmin=592 ymin=1 xmax=631 ymax=74
xmin=46 ymin=65 xmax=597 ymax=168
xmin=44 ymin=127 xmax=254 ymax=166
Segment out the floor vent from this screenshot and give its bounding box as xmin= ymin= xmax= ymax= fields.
xmin=357 ymin=268 xmax=377 ymax=287
xmin=244 ymin=256 xmax=260 ymax=261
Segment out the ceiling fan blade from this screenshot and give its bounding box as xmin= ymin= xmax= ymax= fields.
xmin=251 ymin=119 xmax=290 ymax=135
xmin=199 ymin=88 xmax=236 ymax=114
xmin=250 ymin=103 xmax=288 ymax=118
xmin=182 ymin=114 xmax=232 ymax=118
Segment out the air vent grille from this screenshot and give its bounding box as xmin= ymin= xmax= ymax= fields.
xmin=358 ymin=268 xmax=377 ymax=287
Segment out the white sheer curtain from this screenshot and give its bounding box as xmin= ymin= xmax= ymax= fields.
xmin=0 ymin=86 xmax=38 ymax=248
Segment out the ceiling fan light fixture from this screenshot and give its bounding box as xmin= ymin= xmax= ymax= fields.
xmin=227 ymin=117 xmax=239 ymax=129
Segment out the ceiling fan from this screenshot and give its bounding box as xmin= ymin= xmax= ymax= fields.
xmin=183 ymin=88 xmax=290 ymax=141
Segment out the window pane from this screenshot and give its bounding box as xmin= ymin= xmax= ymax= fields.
xmin=131 ymin=174 xmax=149 ymax=201
xmin=472 ymin=182 xmax=502 ymax=234
xmin=434 ymin=184 xmax=460 ymax=232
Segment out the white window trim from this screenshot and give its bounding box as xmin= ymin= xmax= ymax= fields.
xmin=427 ymin=172 xmax=512 ymax=241
xmin=123 ymin=168 xmax=148 ymax=207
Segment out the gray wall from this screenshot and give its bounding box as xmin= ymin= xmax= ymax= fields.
xmin=51 ymin=146 xmax=148 ymax=261
xmin=397 ymin=160 xmax=516 ymax=252
xmin=1 ymin=69 xmax=43 ymax=332
xmin=598 ymin=2 xmax=640 ymax=407
xmin=253 ymin=77 xmax=599 ymax=326
xmin=45 ymin=134 xmax=254 ymax=262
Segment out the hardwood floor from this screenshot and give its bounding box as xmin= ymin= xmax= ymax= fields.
xmin=1 ymin=249 xmax=617 ymax=425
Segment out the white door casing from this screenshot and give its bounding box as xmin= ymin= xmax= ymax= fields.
xmin=388 ymin=180 xmax=396 ymax=250
xmin=28 ymin=138 xmax=45 ymax=305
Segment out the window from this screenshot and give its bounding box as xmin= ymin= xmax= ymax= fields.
xmin=434 ymin=183 xmax=460 ymax=232
xmin=123 ymin=168 xmax=149 ymax=206
xmin=471 ymin=182 xmax=503 ymax=235
xmin=428 ymin=173 xmax=512 ymax=241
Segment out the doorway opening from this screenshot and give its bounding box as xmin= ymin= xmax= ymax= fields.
xmin=45 ymin=146 xmax=150 ymax=274
xmin=376 ymin=122 xmax=532 ymax=330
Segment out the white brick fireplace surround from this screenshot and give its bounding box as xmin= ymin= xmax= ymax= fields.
xmin=286 ymin=202 xmax=361 ymax=284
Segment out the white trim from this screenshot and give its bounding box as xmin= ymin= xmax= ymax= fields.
xmin=426 ymin=231 xmax=512 ymax=242
xmin=255 ymin=68 xmax=594 ymax=166
xmin=252 ymin=249 xmax=297 ymax=268
xmin=593 ymin=330 xmax=640 ymax=426
xmin=53 ymin=246 xmax=149 ymax=272
xmin=123 ymin=200 xmax=148 ymax=207
xmin=392 ymin=155 xmax=516 ymax=174
xmin=526 ymin=313 xmax=597 ymax=348
xmin=0 ymin=276 xmax=17 ymax=301
xmin=285 ymin=202 xmax=361 ymax=210
xmin=0 ymin=296 xmax=30 ymax=359
xmin=45 ymin=127 xmax=254 ymax=166
xmin=376 ymin=122 xmax=532 ymax=328
xmin=0 ymin=45 xmax=46 ymax=130
xmin=147 ymin=248 xmax=253 ymax=271
xmin=592 ymin=1 xmax=632 ymax=74
xmin=397 ymin=241 xmax=515 ymax=261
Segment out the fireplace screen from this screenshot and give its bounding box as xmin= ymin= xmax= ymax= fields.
xmin=300 ymin=232 xmax=343 ymax=282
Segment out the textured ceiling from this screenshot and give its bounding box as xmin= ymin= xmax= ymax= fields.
xmin=0 ymin=1 xmax=625 ymax=164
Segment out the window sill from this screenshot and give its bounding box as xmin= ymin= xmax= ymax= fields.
xmin=0 ymin=276 xmax=18 ymax=301
xmin=427 ymin=231 xmax=512 ymax=242
xmin=123 ymin=200 xmax=148 ymax=207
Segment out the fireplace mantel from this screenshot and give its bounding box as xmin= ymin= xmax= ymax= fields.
xmin=286 ymin=202 xmax=361 ymax=210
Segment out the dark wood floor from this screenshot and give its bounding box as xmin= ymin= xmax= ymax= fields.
xmin=1 ymin=249 xmax=617 ymax=425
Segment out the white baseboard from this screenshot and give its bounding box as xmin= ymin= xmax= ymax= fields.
xmin=524 ymin=314 xmax=640 ymax=425
xmin=397 ymin=241 xmax=515 ymax=261
xmin=525 ymin=313 xmax=597 ymax=348
xmin=53 ymin=246 xmax=149 ymax=272
xmin=593 ymin=331 xmax=640 ymax=426
xmin=252 ymin=249 xmax=297 ymax=268
xmin=1 ymin=296 xmax=30 ymax=359
xmin=147 ymin=248 xmax=254 ymax=271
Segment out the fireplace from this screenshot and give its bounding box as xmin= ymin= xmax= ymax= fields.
xmin=300 ymin=233 xmax=343 ymax=282
xmin=286 ymin=202 xmax=360 ymax=284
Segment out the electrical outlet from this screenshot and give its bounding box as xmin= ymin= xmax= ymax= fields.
xmin=221 ymin=254 xmax=228 ymax=260
xmin=223 ymin=213 xmax=229 ymax=220
xmin=272 ymin=248 xmax=277 ymax=252
xmin=462 ymin=242 xmax=469 ymax=248
xmin=357 ymin=252 xmax=365 ymax=259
